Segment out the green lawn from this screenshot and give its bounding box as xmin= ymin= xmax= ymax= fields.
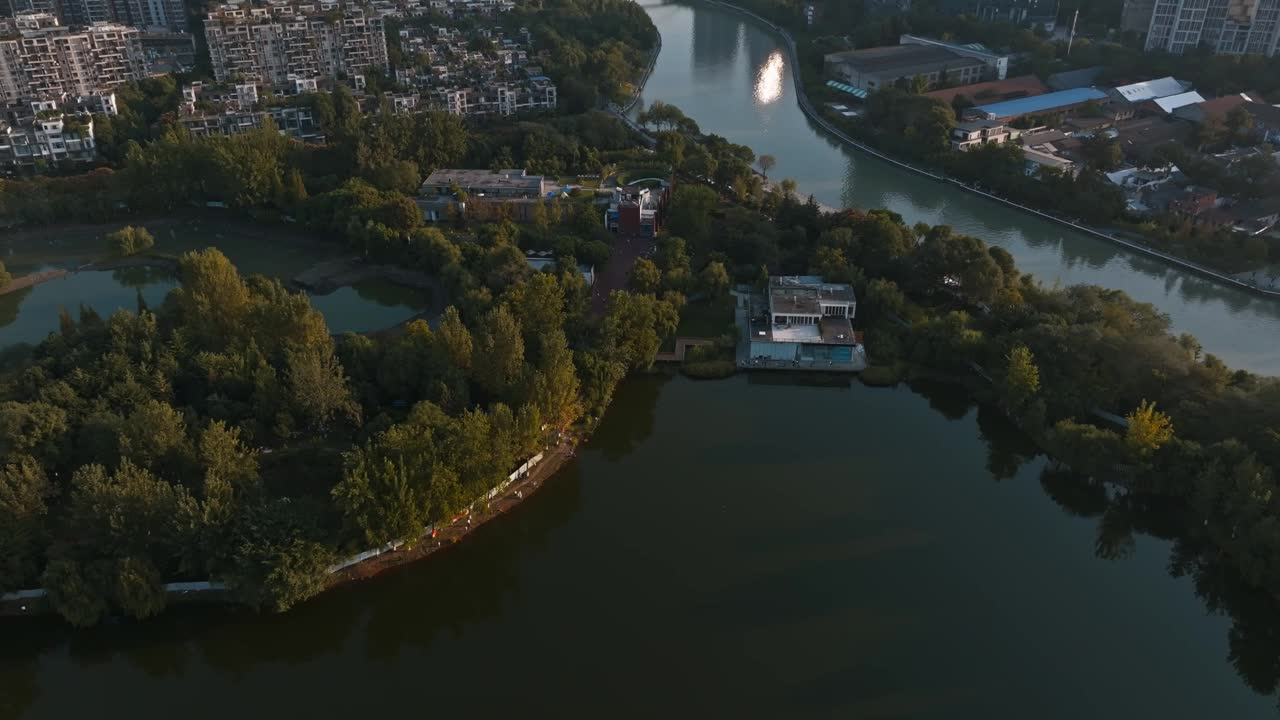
xmin=677 ymin=296 xmax=735 ymax=338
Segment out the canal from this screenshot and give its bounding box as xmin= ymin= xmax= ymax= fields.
xmin=633 ymin=0 xmax=1280 ymax=375
xmin=0 ymin=217 xmax=430 ymax=348
xmin=3 ymin=374 xmax=1276 ymax=718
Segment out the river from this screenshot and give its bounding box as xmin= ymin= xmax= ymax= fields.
xmin=3 ymin=374 xmax=1277 ymax=718
xmin=633 ymin=0 xmax=1280 ymax=375
xmin=0 ymin=217 xmax=430 ymax=349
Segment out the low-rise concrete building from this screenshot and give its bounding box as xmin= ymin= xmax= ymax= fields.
xmin=965 ymin=87 xmax=1109 ymax=123
xmin=605 ymin=179 xmax=670 ymax=238
xmin=0 ymin=99 xmax=96 ymax=171
xmin=824 ymin=44 xmax=987 ymax=93
xmin=898 ymin=34 xmax=1009 ymax=80
xmin=417 ymin=168 xmax=561 ymax=222
xmin=420 ymin=168 xmax=547 ymax=198
xmin=951 ymin=119 xmax=1018 ymax=151
xmin=747 ymin=275 xmax=865 ymax=369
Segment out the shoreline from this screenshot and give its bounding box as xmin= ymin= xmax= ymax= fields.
xmin=0 ymin=268 xmax=67 ymax=296
xmin=0 ymin=439 xmax=578 ymax=619
xmin=695 ymin=0 xmax=1280 ymax=300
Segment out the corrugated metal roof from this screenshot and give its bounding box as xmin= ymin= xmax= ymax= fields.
xmin=826 ymin=80 xmax=868 ymax=99
xmin=1152 ymin=91 xmax=1205 ymax=113
xmin=1113 ymin=77 xmax=1189 ymax=102
xmin=972 ymin=87 xmax=1107 ymax=118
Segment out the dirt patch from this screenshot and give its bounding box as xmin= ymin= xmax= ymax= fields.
xmin=0 ymin=269 xmax=67 ymax=296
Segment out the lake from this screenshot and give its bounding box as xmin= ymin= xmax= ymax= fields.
xmin=2 ymin=374 xmax=1275 ymax=719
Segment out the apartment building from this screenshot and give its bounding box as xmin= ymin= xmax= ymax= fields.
xmin=1127 ymin=0 xmax=1280 ymax=56
xmin=393 ymin=23 xmax=554 ymax=117
xmin=0 ymin=98 xmax=97 ymax=170
xmin=177 ymin=80 xmax=325 ymax=142
xmin=0 ymin=14 xmax=144 ymax=104
xmin=203 ymin=3 xmax=389 ymax=86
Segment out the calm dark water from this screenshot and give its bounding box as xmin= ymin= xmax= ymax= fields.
xmin=2 ymin=375 xmax=1275 ymax=719
xmin=633 ymin=0 xmax=1280 ymax=375
xmin=0 ymin=221 xmax=428 ymax=348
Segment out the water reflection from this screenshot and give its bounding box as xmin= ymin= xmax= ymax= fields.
xmin=6 ymin=375 xmax=1280 ymax=716
xmin=753 ymin=51 xmax=784 ymax=105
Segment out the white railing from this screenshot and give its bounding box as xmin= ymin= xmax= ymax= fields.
xmin=2 ymin=450 xmax=551 ymax=608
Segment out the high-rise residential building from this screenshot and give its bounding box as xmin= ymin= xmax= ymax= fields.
xmin=59 ymin=0 xmax=116 ymax=26
xmin=0 ymin=14 xmax=144 ymax=103
xmin=9 ymin=0 xmax=61 ymax=16
xmin=1127 ymin=0 xmax=1280 ymax=56
xmin=203 ymin=3 xmax=388 ymax=86
xmin=123 ymin=0 xmax=186 ymax=31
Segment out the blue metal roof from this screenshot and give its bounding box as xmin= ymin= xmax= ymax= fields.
xmin=972 ymin=87 xmax=1107 ymax=118
xmin=826 ymin=80 xmax=868 ymax=100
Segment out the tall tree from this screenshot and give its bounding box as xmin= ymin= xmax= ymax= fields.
xmin=1126 ymin=400 xmax=1174 ymax=456
xmin=757 ymin=154 xmax=776 ymax=178
xmin=472 ymin=305 xmax=525 ymax=399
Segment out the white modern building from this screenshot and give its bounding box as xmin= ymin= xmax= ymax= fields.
xmin=747 ymin=276 xmax=865 ymax=369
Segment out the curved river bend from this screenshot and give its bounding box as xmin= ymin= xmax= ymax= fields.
xmin=633 ymin=0 xmax=1280 ymax=375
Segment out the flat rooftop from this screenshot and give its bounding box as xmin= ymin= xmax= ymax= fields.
xmin=824 ymin=44 xmax=973 ymax=74
xmin=770 ymin=275 xmax=856 ymax=302
xmin=764 ymin=317 xmax=857 ymax=345
xmin=971 ymin=87 xmax=1107 ymax=119
xmin=925 ymin=74 xmax=1046 ymax=104
xmin=421 ymin=168 xmax=543 ymax=192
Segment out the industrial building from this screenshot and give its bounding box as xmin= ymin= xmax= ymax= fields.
xmin=823 ymin=44 xmax=988 ymax=92
xmin=898 ymin=34 xmax=1009 ymax=80
xmin=965 ymin=87 xmax=1108 ymax=122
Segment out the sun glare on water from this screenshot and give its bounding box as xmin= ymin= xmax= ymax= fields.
xmin=754 ymin=51 xmax=784 ymax=105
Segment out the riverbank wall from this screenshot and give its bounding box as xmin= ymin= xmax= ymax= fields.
xmin=696 ymin=0 xmax=1280 ymax=301
xmin=621 ymin=33 xmax=663 ymax=116
xmin=0 ymin=444 xmax=570 ymax=619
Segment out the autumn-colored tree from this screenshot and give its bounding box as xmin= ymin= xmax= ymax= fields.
xmin=1003 ymin=344 xmax=1040 ymax=410
xmin=630 ymin=257 xmax=661 ymax=294
xmin=1126 ymin=400 xmax=1174 ymax=455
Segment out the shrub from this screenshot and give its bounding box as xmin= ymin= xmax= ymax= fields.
xmin=106 ymin=226 xmax=156 ymax=257
xmin=860 ymin=364 xmax=903 ymax=387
